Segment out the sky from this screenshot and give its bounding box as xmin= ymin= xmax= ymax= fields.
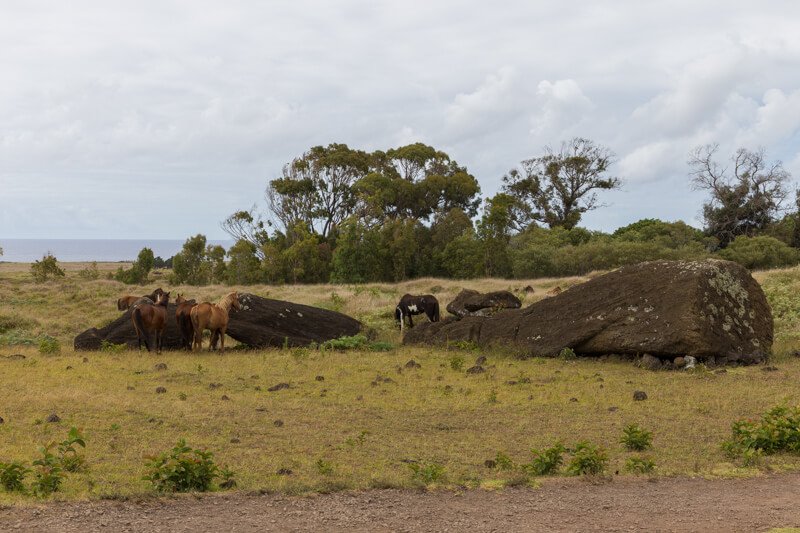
xmin=1 ymin=1 xmax=799 ymax=240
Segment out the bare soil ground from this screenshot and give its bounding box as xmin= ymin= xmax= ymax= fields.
xmin=3 ymin=473 xmax=800 ymax=532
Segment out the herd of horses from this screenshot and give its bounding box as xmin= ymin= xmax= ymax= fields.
xmin=115 ymin=289 xmax=441 ymax=354
xmin=117 ymin=288 xmax=240 ymax=354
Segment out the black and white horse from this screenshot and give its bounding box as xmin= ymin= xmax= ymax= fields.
xmin=395 ymin=294 xmax=440 ymax=331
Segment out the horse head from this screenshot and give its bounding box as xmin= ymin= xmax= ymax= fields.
xmin=156 ymin=291 xmax=171 ymax=306
xmin=175 ymin=293 xmax=186 ymax=305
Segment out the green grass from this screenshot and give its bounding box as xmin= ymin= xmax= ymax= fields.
xmin=0 ymin=263 xmax=799 ymax=502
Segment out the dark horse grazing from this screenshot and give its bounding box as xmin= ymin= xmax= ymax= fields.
xmin=117 ymin=288 xmax=165 ymax=311
xmin=174 ymin=294 xmax=197 ymax=351
xmin=395 ymin=294 xmax=440 ymax=331
xmin=131 ymin=291 xmax=170 ymax=353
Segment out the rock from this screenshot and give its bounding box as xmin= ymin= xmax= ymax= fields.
xmin=639 ymin=354 xmax=662 ymax=371
xmin=546 ymin=286 xmax=563 ymax=296
xmin=230 ymin=437 xmax=240 ymax=444
xmin=315 ymin=375 xmax=325 ymax=381
xmin=273 ymin=419 xmax=284 ymax=427
xmin=475 ymin=355 xmax=487 ymax=366
xmin=762 ymin=366 xmax=779 ymax=372
xmin=82 ymin=357 xmax=89 ymax=363
xmin=447 ymin=290 xmax=522 ymax=318
xmin=268 ymin=383 xmax=290 ymax=392
xmin=608 ymin=406 xmax=619 ymax=412
xmin=221 ymin=395 xmax=230 ymax=401
xmin=466 ymin=365 xmax=485 ymax=374
xmin=674 ymin=356 xmax=686 ymax=368
xmin=74 ymin=293 xmax=362 ymax=350
xmin=633 ymin=391 xmax=648 ymax=401
xmin=0 ymin=416 xmax=4 ymax=424
xmin=155 ymin=387 xmax=167 ymax=394
xmin=523 ymin=285 xmax=535 ymax=293
xmin=684 ymin=355 xmax=697 ymax=370
xmin=154 ymin=363 xmax=167 ymax=371
xmin=484 ymin=459 xmax=497 ymax=469
xmin=209 ymin=382 xmax=222 ymax=389
xmin=277 ymin=468 xmax=293 ymax=476
xmin=126 ymin=386 xmax=135 ymax=391
xmin=405 ymin=260 xmax=773 ymax=365
xmin=569 ymin=397 xmax=578 ymax=403
xmin=46 ymin=413 xmax=61 ymax=423
xmin=4 ymin=354 xmax=25 ymax=360
xmin=404 ymin=359 xmax=421 ymax=369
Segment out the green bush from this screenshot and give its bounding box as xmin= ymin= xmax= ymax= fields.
xmin=143 ymin=439 xmax=231 ymax=493
xmin=718 ymin=235 xmax=800 ymax=270
xmin=408 ymin=461 xmax=445 ymax=484
xmin=494 ymin=451 xmax=514 ymax=471
xmin=57 ymin=427 xmax=87 ymax=473
xmin=566 ymin=441 xmax=608 ymax=476
xmin=523 ymin=443 xmax=565 ymax=476
xmin=620 ymin=423 xmax=653 ymax=451
xmin=0 ymin=461 xmax=29 ymax=492
xmin=38 ymin=336 xmax=60 ymax=355
xmin=30 ymin=253 xmax=65 ymax=282
xmin=320 ymin=335 xmax=368 ymax=351
xmin=77 ymin=261 xmax=100 ymax=280
xmin=721 ymin=405 xmax=800 ymax=459
xmin=31 ymin=445 xmax=65 ymax=496
xmin=625 ymin=456 xmax=655 ymax=474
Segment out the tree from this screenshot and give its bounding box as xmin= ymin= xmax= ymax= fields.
xmin=476 ymin=194 xmax=516 ymax=277
xmin=220 ymin=209 xmax=271 ymax=259
xmin=170 ymin=235 xmax=217 ymax=285
xmin=689 ymin=144 xmax=790 ymax=248
xmin=502 ymin=137 xmax=619 ymax=230
xmin=226 ymin=240 xmax=263 ymax=285
xmin=115 ymin=247 xmax=155 ymax=284
xmin=31 ymin=253 xmax=65 ymax=282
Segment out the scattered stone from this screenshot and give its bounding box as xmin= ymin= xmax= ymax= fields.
xmin=251 ymin=374 xmax=260 ymax=379
xmin=65 ymin=366 xmax=73 ymax=370
xmin=506 ymin=380 xmax=518 ymax=386
xmin=356 ymin=395 xmax=363 ymax=401
xmin=46 ymin=413 xmax=61 ymax=423
xmin=546 ymin=286 xmax=562 ymax=296
xmin=277 ymin=468 xmax=293 ymax=476
xmin=569 ymin=397 xmax=578 ymax=403
xmin=792 ymin=350 xmax=800 ymax=358
xmin=209 ymin=382 xmax=222 ymax=389
xmin=155 ymin=387 xmax=167 ymax=394
xmin=6 ymin=354 xmax=25 ymax=360
xmin=608 ymin=406 xmax=619 ymax=412
xmin=684 ymin=356 xmax=697 ymax=370
xmin=0 ymin=416 xmax=4 ymax=424
xmin=674 ymin=356 xmax=686 ymax=368
xmin=255 ymin=407 xmax=267 ymax=412
xmin=475 ymin=355 xmax=487 ymax=366
xmin=762 ymin=366 xmax=779 ymax=372
xmin=444 ymin=385 xmax=453 ymax=392
xmin=126 ymin=386 xmax=135 ymax=391
xmin=466 ymin=365 xmax=485 ymax=374
xmin=221 ymin=395 xmax=230 ymax=401
xmin=370 ymin=381 xmax=378 ymax=387
xmin=405 ymin=359 xmax=421 ymax=369
xmin=273 ymin=419 xmax=284 ymax=427
xmin=82 ymin=357 xmax=89 ymax=363
xmin=154 ymin=363 xmax=167 ymax=371
xmin=523 ymin=285 xmax=535 ymax=293
xmin=315 ymin=375 xmax=325 ymax=382
xmin=254 ymin=386 xmax=262 ymax=391
xmin=484 ymin=459 xmax=497 ymax=469
xmin=639 ymin=354 xmax=662 ymax=371
xmin=267 ymin=383 xmax=290 ymax=392
xmin=633 ymin=391 xmax=648 ymax=401
xmin=230 ymin=438 xmax=240 ymax=444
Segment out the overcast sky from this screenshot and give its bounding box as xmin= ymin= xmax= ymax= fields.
xmin=1 ymin=1 xmax=799 ymax=240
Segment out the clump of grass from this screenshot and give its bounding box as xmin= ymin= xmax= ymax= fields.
xmin=0 ymin=461 xmax=30 ymax=493
xmin=621 ymin=423 xmax=653 ymax=451
xmin=721 ymin=404 xmax=800 ymax=461
xmin=494 ymin=451 xmax=514 ymax=471
xmin=449 ymin=355 xmax=465 ymax=371
xmin=143 ymin=439 xmax=233 ymax=493
xmin=320 ymin=335 xmax=368 ymax=351
xmin=448 ymin=340 xmax=479 ymax=351
xmin=101 ymin=340 xmax=126 ymax=353
xmin=523 ymin=443 xmax=565 ymax=476
xmin=625 ymin=456 xmax=656 ymax=474
xmin=316 ymin=459 xmax=334 ymax=475
xmin=38 ymin=336 xmax=61 ymax=355
xmin=558 ymin=347 xmax=577 ymax=360
xmin=566 ymin=441 xmax=608 ymax=476
xmin=408 ymin=461 xmax=446 ymax=484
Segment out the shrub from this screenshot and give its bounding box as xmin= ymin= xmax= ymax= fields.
xmin=449 ymin=355 xmax=465 ymax=371
xmin=558 ymin=347 xmax=576 ymax=360
xmin=316 ymin=459 xmax=334 ymax=476
xmin=38 ymin=336 xmax=60 ymax=355
xmin=719 ymin=235 xmax=800 ymax=270
xmin=320 ymin=335 xmax=368 ymax=351
xmin=77 ymin=262 xmax=100 ymax=280
xmin=625 ymin=456 xmax=655 ymax=474
xmin=620 ymin=423 xmax=653 ymax=451
xmin=494 ymin=451 xmax=514 ymax=471
xmin=31 ymin=445 xmax=65 ymax=496
xmin=58 ymin=427 xmax=87 ymax=473
xmin=566 ymin=441 xmax=608 ymax=476
xmin=408 ymin=461 xmax=446 ymax=484
xmin=0 ymin=461 xmax=30 ymax=492
xmin=524 ymin=443 xmax=565 ymax=476
xmin=30 ymin=253 xmax=65 ymax=282
xmin=721 ymin=405 xmax=800 ymax=459
xmin=143 ymin=439 xmax=224 ymax=492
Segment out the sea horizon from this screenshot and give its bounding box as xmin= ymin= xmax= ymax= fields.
xmin=0 ymin=238 xmax=234 ymax=263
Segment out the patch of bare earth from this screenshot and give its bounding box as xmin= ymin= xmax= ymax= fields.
xmin=2 ymin=473 xmax=800 ymax=532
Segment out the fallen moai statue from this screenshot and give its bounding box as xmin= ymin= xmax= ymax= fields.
xmin=404 ymin=260 xmax=773 ymax=365
xmin=446 ymin=289 xmax=522 ymax=318
xmin=74 ymin=293 xmax=362 ymax=350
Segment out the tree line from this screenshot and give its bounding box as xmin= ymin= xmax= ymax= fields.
xmin=133 ymin=138 xmax=800 ymax=285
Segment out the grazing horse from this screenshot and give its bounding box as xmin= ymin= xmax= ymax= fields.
xmin=395 ymin=294 xmax=440 ymax=331
xmin=190 ymin=292 xmax=241 ymax=353
xmin=117 ymin=288 xmax=165 ymax=311
xmin=131 ymin=291 xmax=170 ymax=353
xmin=175 ymin=294 xmax=197 ymax=351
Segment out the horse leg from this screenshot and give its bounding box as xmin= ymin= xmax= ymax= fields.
xmin=219 ymin=329 xmax=225 ymax=354
xmin=408 ymin=314 xmax=414 ymax=328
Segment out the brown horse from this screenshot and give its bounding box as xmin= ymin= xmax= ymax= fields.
xmin=117 ymin=288 xmax=165 ymax=311
xmin=131 ymin=291 xmax=170 ymax=353
xmin=190 ymin=292 xmax=240 ymax=353
xmin=174 ymin=294 xmax=197 ymax=351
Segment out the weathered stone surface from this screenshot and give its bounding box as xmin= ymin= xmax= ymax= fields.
xmin=447 ymin=289 xmax=522 ymax=318
xmin=74 ymin=293 xmax=361 ymax=350
xmin=405 ymin=260 xmax=773 ymax=364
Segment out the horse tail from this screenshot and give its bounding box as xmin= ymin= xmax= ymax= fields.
xmin=132 ymin=307 xmax=149 ymax=350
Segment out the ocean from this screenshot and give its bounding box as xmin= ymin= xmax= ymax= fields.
xmin=0 ymin=239 xmax=234 ymax=263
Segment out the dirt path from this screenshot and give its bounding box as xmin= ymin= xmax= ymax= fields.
xmin=2 ymin=473 xmax=800 ymax=532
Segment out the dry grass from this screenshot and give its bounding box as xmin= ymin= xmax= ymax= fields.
xmin=1 ymin=263 xmax=799 ymax=503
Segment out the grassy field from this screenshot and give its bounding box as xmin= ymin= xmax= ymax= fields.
xmin=1 ymin=261 xmax=800 ymax=502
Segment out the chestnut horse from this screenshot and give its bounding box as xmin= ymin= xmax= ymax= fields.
xmin=190 ymin=292 xmax=240 ymax=353
xmin=174 ymin=294 xmax=197 ymax=351
xmin=131 ymin=291 xmax=170 ymax=353
xmin=117 ymin=288 xmax=165 ymax=311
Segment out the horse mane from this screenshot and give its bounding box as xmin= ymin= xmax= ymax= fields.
xmin=217 ymin=292 xmax=238 ymax=312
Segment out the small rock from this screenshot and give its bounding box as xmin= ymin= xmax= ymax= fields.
xmin=505 ymin=380 xmax=518 ymax=386
xmin=155 ymin=387 xmax=167 ymax=394
xmin=154 ymin=363 xmax=167 ymax=371
xmin=255 ymin=407 xmax=267 ymax=412
xmin=65 ymin=366 xmax=73 ymax=370
xmin=608 ymin=406 xmax=619 ymax=412
xmin=8 ymin=354 xmax=26 ymax=360
xmin=209 ymin=382 xmax=222 ymax=389
xmin=791 ymin=350 xmax=800 ymax=358
xmin=273 ymin=419 xmax=284 ymax=427
xmin=277 ymin=468 xmax=293 ymax=476
xmin=684 ymin=356 xmax=697 ymax=370
xmin=315 ymin=375 xmax=325 ymax=382
xmin=370 ymin=381 xmax=378 ymax=387
xmin=251 ymin=374 xmax=260 ymax=379
xmin=268 ymin=383 xmax=290 ymax=392
xmin=484 ymin=459 xmax=497 ymax=469
xmin=639 ymin=354 xmax=662 ymax=371
xmin=46 ymin=413 xmax=61 ymax=423
xmin=126 ymin=386 xmax=135 ymax=390
xmin=466 ymin=365 xmax=485 ymax=374
xmin=254 ymin=386 xmax=262 ymax=391
xmin=475 ymin=355 xmax=487 ymax=366
xmin=221 ymin=395 xmax=230 ymax=401
xmin=633 ymin=390 xmax=648 ymax=401
xmin=0 ymin=416 xmax=4 ymax=424
xmin=569 ymin=397 xmax=578 ymax=403
xmin=356 ymin=395 xmax=363 ymax=401
xmin=230 ymin=438 xmax=240 ymax=444
xmin=762 ymin=366 xmax=779 ymax=372
xmin=405 ymin=359 xmax=421 ymax=369
xmin=82 ymin=357 xmax=89 ymax=363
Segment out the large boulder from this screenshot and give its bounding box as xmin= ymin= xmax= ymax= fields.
xmin=74 ymin=293 xmax=362 ymax=350
xmin=447 ymin=289 xmax=522 ymax=318
xmin=404 ymin=260 xmax=773 ymax=364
